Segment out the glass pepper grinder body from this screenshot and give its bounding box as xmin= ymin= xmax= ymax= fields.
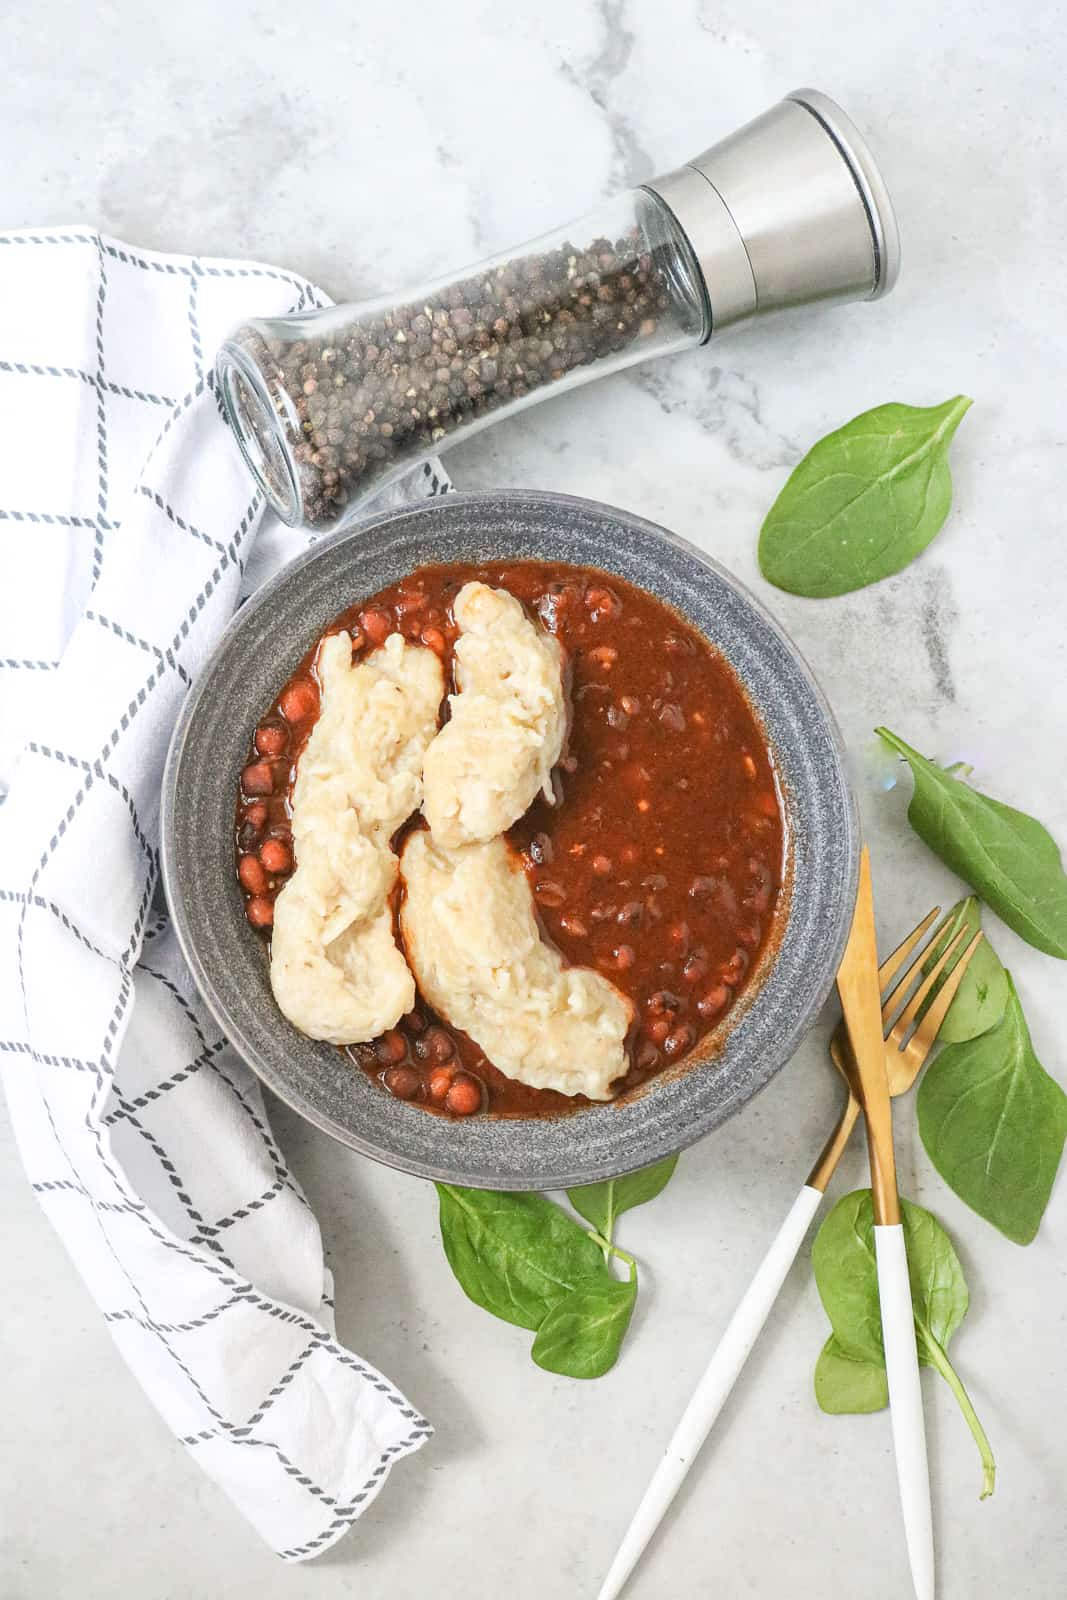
xmin=220 ymin=189 xmax=706 ymax=528
xmin=218 ymin=90 xmax=899 ymax=531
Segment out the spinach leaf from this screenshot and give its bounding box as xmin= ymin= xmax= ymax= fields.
xmin=566 ymin=1154 xmax=679 ymax=1243
xmin=814 ymin=1191 xmax=968 ymax=1367
xmin=920 ymin=896 xmax=1009 ymax=1042
xmin=436 ymin=1185 xmax=641 ymax=1379
xmin=531 ymin=1266 xmax=638 ymax=1379
xmin=758 ymin=396 xmax=971 ymax=597
xmin=811 ymin=1190 xmax=887 ymax=1366
xmin=814 ymin=1336 xmax=887 ymax=1414
xmin=918 ymin=977 xmax=1067 ymax=1244
xmin=812 ymin=1189 xmax=995 ymax=1496
xmin=877 ymin=728 xmax=1067 ymax=959
xmin=435 ymin=1185 xmax=607 ymax=1330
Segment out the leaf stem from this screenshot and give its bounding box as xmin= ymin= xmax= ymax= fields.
xmin=918 ymin=1321 xmax=996 ymax=1499
xmin=587 ymin=1230 xmax=637 ymax=1281
xmin=599 ymin=1185 xmax=618 ymax=1261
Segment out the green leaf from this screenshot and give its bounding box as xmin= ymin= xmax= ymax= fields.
xmin=758 ymin=396 xmax=972 ymax=597
xmin=435 ymin=1187 xmax=645 ymax=1382
xmin=877 ymin=727 xmax=1067 ymax=959
xmin=811 ymin=1190 xmax=886 ymax=1367
xmin=812 ymin=1190 xmax=995 ymax=1496
xmin=919 ymin=896 xmax=1009 ymax=1043
xmin=900 ymin=1198 xmax=971 ymax=1354
xmin=814 ymin=1336 xmax=887 ymax=1413
xmin=531 ymin=1267 xmax=638 ymax=1379
xmin=918 ymin=976 xmax=1067 ymax=1244
xmin=813 ymin=1191 xmax=968 ymax=1369
xmin=566 ymin=1154 xmax=679 ymax=1243
xmin=435 ymin=1185 xmax=607 ymax=1331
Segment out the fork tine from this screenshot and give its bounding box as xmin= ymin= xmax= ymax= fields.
xmin=877 ymin=906 xmax=941 ymax=991
xmin=906 ymin=930 xmax=984 ymax=1057
xmin=888 ymin=922 xmax=970 ymax=1037
xmin=879 ymin=913 xmax=961 ymax=1024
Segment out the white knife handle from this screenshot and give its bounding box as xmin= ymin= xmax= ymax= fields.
xmin=875 ymin=1223 xmax=935 ymax=1600
xmin=597 ymin=1184 xmax=824 ymax=1600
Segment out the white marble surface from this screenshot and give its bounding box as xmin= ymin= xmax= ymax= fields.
xmin=3 ymin=2 xmax=1066 ymax=1597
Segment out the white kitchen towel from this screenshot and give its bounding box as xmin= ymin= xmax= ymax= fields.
xmin=0 ymin=228 xmax=450 ymax=1560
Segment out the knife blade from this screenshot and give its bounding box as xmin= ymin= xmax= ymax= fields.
xmin=835 ymin=845 xmax=899 ymax=1225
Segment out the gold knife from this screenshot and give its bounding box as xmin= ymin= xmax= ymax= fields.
xmin=836 ymin=846 xmax=934 ymax=1600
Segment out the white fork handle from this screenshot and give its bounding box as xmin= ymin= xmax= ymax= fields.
xmin=875 ymin=1224 xmax=935 ymax=1600
xmin=597 ymin=1183 xmax=824 ymax=1600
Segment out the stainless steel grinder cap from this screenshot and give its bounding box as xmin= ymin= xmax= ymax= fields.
xmin=645 ymin=88 xmax=901 ymax=335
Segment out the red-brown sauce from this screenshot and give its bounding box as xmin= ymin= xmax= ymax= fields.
xmin=234 ymin=561 xmax=786 ymax=1118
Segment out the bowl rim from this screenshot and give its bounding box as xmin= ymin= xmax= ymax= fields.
xmin=161 ymin=488 xmax=858 ymax=1187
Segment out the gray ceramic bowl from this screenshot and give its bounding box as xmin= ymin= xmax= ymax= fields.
xmin=161 ymin=490 xmax=857 ymax=1190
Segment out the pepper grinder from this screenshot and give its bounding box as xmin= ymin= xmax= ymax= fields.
xmin=218 ymin=89 xmax=900 ymax=532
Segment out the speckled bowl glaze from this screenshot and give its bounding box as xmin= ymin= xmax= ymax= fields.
xmin=161 ymin=490 xmax=857 ymax=1190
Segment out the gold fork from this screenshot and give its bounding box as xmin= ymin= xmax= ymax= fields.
xmin=596 ymin=905 xmax=982 ymax=1600
xmin=808 ymin=906 xmax=982 ymax=1192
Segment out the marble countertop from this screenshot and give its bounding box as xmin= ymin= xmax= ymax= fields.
xmin=3 ymin=2 xmax=1065 ymax=1596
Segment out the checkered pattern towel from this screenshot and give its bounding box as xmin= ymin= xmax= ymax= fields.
xmin=0 ymin=229 xmax=449 ymax=1560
